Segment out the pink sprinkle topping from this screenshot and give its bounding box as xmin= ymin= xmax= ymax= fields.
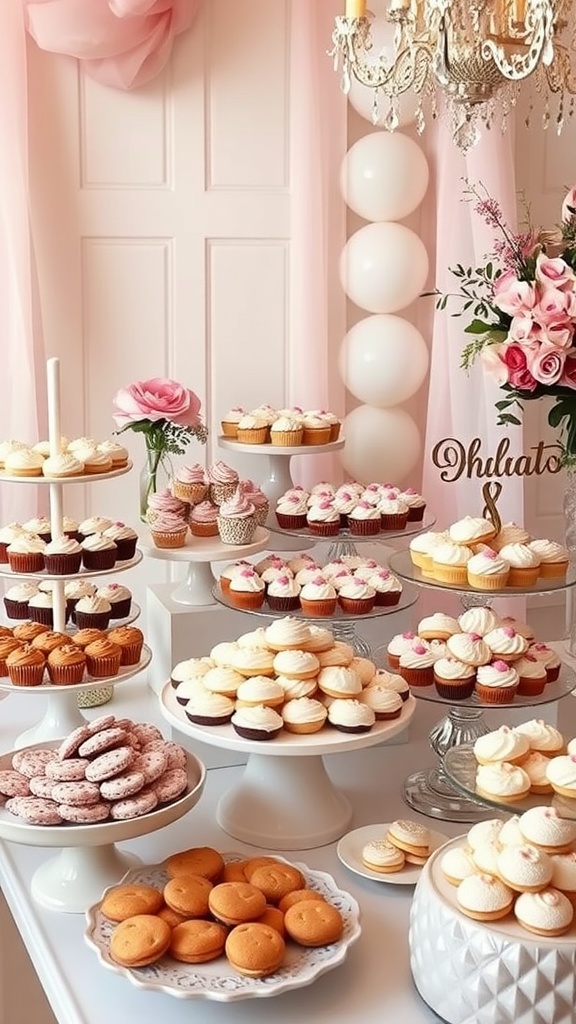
xmin=277 ymin=575 xmax=290 ymax=585
xmin=493 ymin=660 xmax=508 ymax=671
xmin=413 ymin=644 xmax=427 ymax=655
xmin=470 ymin=633 xmax=481 ymax=642
xmin=240 ymin=568 xmax=256 ymax=578
xmin=404 ymin=488 xmax=417 ymax=495
xmin=357 ymin=500 xmax=371 ymax=509
xmin=366 ymin=484 xmax=379 ymax=492
xmin=403 ymin=632 xmax=415 ymax=640
xmin=311 ymin=576 xmax=326 ymax=585
xmin=485 ymin=549 xmax=497 ymax=559
xmin=384 ymin=490 xmax=397 ymax=499
xmin=524 ymin=654 xmax=537 ymax=663
xmin=112 ymin=521 xmax=125 ymax=527
xmin=532 ymin=643 xmax=548 ymax=652
xmin=503 ymin=627 xmax=515 ymax=637
xmin=377 ymin=570 xmax=391 ymax=580
xmin=319 ymin=500 xmax=333 ymax=510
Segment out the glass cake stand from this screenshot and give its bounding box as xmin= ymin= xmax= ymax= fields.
xmin=386 ymin=549 xmax=576 ymax=823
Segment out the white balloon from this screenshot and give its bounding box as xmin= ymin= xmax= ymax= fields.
xmin=341 ymin=405 xmax=421 ymax=483
xmin=340 ymin=222 xmax=429 ymax=313
xmin=341 ymin=132 xmax=429 ymax=222
xmin=339 ymin=315 xmax=429 ymax=406
xmin=347 ymin=2 xmax=419 ymax=128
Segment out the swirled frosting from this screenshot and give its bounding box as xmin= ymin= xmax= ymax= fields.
xmin=498 ymin=543 xmax=541 ymax=569
xmin=492 ymin=522 xmax=531 ymax=550
xmin=457 ymin=607 xmax=500 ymax=636
xmin=449 ymin=516 xmax=496 ymax=544
xmin=475 ymin=761 xmax=530 ymax=797
xmin=473 ymin=726 xmax=529 ymax=765
xmin=218 ymin=488 xmax=255 ymax=520
xmin=446 ymin=632 xmax=491 ymax=666
xmin=483 ymin=626 xmax=529 ymax=660
xmin=208 ymin=461 xmax=239 ymax=484
xmin=475 ymin=660 xmax=519 ymax=688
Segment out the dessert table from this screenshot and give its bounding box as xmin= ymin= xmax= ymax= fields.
xmin=1 ymin=667 xmax=575 ymax=1024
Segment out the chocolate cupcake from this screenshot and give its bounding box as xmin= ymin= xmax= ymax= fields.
xmin=102 ymin=522 xmax=138 ymax=561
xmin=74 ymin=595 xmax=112 ymax=631
xmin=80 ymin=534 xmax=118 ymax=571
xmin=43 ymin=536 xmax=82 ymax=575
xmin=3 ymin=581 xmax=39 ymax=620
xmin=6 ymin=533 xmax=45 ymax=574
xmin=65 ymin=579 xmax=97 ymax=621
xmin=95 ymin=583 xmax=132 ymax=620
xmin=22 ymin=516 xmax=51 ymax=543
xmin=27 ymin=591 xmax=54 ymax=628
xmin=0 ymin=523 xmax=25 ymax=563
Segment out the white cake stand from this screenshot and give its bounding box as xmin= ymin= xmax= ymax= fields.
xmin=160 ymin=682 xmax=416 ymax=851
xmin=217 ymin=436 xmax=345 ymax=508
xmin=139 ymin=526 xmax=270 ymax=606
xmin=1 ymin=646 xmax=152 ymax=749
xmin=0 ymin=745 xmax=206 ymax=913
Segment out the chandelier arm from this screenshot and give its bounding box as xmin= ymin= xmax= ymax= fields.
xmin=481 ymin=3 xmax=553 ymax=81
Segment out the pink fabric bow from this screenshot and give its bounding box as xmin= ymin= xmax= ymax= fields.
xmin=25 ymin=0 xmax=200 ymax=89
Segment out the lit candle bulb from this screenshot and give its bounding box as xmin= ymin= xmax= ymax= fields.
xmin=346 ymin=0 xmax=367 ymax=17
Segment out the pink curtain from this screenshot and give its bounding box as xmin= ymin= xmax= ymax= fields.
xmin=422 ymin=120 xmax=524 ymax=528
xmin=0 ymin=2 xmax=46 ymax=525
xmin=289 ymin=0 xmax=348 ymax=489
xmin=25 ymin=0 xmax=199 ymax=90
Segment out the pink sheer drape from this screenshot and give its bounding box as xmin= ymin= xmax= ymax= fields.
xmin=422 ymin=121 xmax=524 ymax=528
xmin=0 ymin=2 xmax=46 ymax=524
xmin=25 ymin=0 xmax=199 ymax=89
xmin=289 ymin=0 xmax=347 ymax=488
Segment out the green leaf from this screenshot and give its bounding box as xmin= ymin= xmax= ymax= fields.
xmin=498 ymin=413 xmax=522 ymax=426
xmin=495 ymin=399 xmax=512 ymax=410
xmin=464 ymin=319 xmax=491 ymax=334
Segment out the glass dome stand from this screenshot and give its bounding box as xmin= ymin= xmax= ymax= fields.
xmin=403 ymin=592 xmax=494 ymax=823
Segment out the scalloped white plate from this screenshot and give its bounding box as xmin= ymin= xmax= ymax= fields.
xmin=337 ymin=823 xmax=450 ymax=886
xmin=85 ymin=853 xmax=361 ymax=1001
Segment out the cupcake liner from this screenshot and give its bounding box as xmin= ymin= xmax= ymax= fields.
xmin=546 ymin=666 xmax=561 ymax=683
xmin=81 ymin=550 xmax=118 ymax=571
xmin=114 ymin=538 xmax=138 ymax=561
xmin=338 ymin=514 xmax=350 ymax=529
xmin=217 ymin=515 xmax=257 ymax=546
xmin=474 ymin=683 xmax=518 ymax=703
xmin=306 ymin=521 xmax=340 ymax=537
xmin=299 ymin=598 xmax=337 ymax=617
xmin=329 ymin=423 xmax=341 ymax=442
xmin=8 ymin=664 xmax=45 ymax=686
xmin=4 ymin=599 xmax=31 ymax=620
xmin=85 ymin=653 xmax=121 ymax=679
xmin=433 ymin=678 xmax=476 ymax=700
xmin=467 ymin=572 xmax=510 ymax=590
xmin=387 ymin=654 xmax=401 ymax=670
xmin=398 ymin=666 xmax=434 ymax=687
xmin=407 ymin=505 xmax=426 ymax=522
xmin=7 ymin=553 xmax=45 ymax=574
xmin=228 ymin=591 xmax=266 ymax=611
xmin=47 ymin=662 xmax=86 ymax=685
xmin=77 ymin=686 xmax=114 ymax=708
xmin=44 ymin=553 xmax=82 ymax=576
xmin=373 ymin=592 xmax=401 ymax=607
xmin=434 ymin=566 xmax=469 ymax=586
xmin=253 ymin=503 xmax=270 ymax=527
xmin=186 ymin=711 xmax=234 ymax=726
xmin=28 ymin=607 xmax=54 ymax=628
xmin=115 ymin=641 xmax=143 ymax=666
xmin=270 ymin=431 xmax=304 ymax=447
xmin=173 ymin=481 xmax=208 ymax=504
xmin=232 ymin=725 xmax=281 ymax=741
xmin=266 ymin=595 xmax=301 ymax=612
xmin=209 ymin=481 xmax=238 ymax=506
xmin=74 ymin=611 xmax=112 ymax=631
xmin=236 ymin=428 xmax=268 ymax=445
xmin=108 ymin=599 xmax=132 ymax=620
xmin=302 ymin=427 xmax=331 ymax=445
xmin=348 ymin=519 xmax=381 ymax=536
xmin=150 ymin=529 xmax=188 ymax=549
xmin=380 ymin=513 xmax=409 ymax=532
xmin=538 ymin=561 xmax=569 ymax=579
xmin=276 ymin=513 xmax=307 ymax=530
xmin=220 ymin=422 xmax=239 ymax=438
xmin=338 ymin=597 xmax=376 ymax=615
xmin=190 ymin=521 xmax=219 ymax=538
xmin=0 ymin=543 xmax=9 ymax=563
xmin=516 ymin=676 xmax=547 ymax=697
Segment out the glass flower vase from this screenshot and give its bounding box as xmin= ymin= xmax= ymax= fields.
xmin=139 ymin=445 xmax=173 ymax=522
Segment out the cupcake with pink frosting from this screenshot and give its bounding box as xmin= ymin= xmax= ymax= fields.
xmin=172 ymin=463 xmax=208 ymax=504
xmin=241 ymin=480 xmax=270 ymax=526
xmin=150 ymin=511 xmax=188 ymax=549
xmin=216 ymin=487 xmax=257 ymax=545
xmin=207 ymin=461 xmax=239 ymax=506
xmin=189 ymin=500 xmax=219 ymax=538
xmin=145 ymin=488 xmax=189 ymax=525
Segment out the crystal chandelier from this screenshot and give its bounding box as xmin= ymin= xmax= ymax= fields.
xmin=329 ymin=0 xmax=576 ymax=149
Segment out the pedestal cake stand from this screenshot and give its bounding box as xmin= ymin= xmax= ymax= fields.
xmin=160 ymin=681 xmax=416 ymax=851
xmin=388 ymin=549 xmax=576 ymax=822
xmin=217 ymin=436 xmax=345 ymax=508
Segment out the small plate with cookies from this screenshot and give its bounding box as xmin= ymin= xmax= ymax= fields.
xmin=84 ymin=850 xmax=361 ymax=1001
xmin=337 ymin=820 xmax=450 ymax=885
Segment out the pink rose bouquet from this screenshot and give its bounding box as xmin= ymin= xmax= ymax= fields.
xmin=430 ymin=181 xmax=576 ymax=465
xmin=112 ymin=377 xmax=208 ymax=519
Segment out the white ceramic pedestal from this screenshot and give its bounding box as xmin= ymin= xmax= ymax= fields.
xmin=0 ymin=747 xmax=206 ymax=913
xmin=217 ymin=436 xmax=345 ymax=508
xmin=160 ymin=682 xmax=416 ymax=850
xmin=139 ymin=527 xmax=270 ymax=607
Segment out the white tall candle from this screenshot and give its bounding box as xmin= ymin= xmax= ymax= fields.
xmin=346 ymin=0 xmax=367 ymax=17
xmin=46 ymin=357 xmax=62 ymax=459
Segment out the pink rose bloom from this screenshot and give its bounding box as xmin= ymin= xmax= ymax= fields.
xmin=560 ymin=356 xmax=576 ymax=389
xmin=480 ymin=344 xmax=508 ymax=385
xmin=535 ymin=253 xmax=576 ymax=292
xmin=562 ymin=186 xmax=576 ymax=224
xmin=526 ymin=344 xmax=565 ymax=385
xmin=508 ymin=315 xmax=539 ymax=344
xmin=113 ymin=377 xmax=202 ymax=428
xmin=503 ymin=344 xmax=538 ymax=392
xmin=493 ymin=277 xmax=537 ymax=317
xmin=533 ymin=288 xmax=572 ymax=325
xmin=540 ymin=320 xmax=574 ymax=349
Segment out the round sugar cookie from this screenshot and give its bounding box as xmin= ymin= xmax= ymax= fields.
xmin=109 ymin=915 xmax=171 ymax=967
xmin=170 ymin=919 xmax=228 ymax=963
xmin=166 ymin=846 xmax=225 ymax=883
xmin=284 ymin=899 xmax=344 ymax=946
xmin=101 ymin=884 xmax=165 ymax=922
xmin=225 ymin=922 xmax=285 ymax=977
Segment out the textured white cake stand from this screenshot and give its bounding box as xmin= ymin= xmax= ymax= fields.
xmin=139 ymin=527 xmax=270 ymax=606
xmin=160 ymin=682 xmax=416 ymax=850
xmin=0 ymin=745 xmax=206 ymax=913
xmin=410 ymin=837 xmax=576 ymax=1024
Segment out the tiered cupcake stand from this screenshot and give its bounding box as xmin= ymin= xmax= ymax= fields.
xmin=218 ymin=435 xmax=345 ymax=508
xmin=0 ymin=358 xmax=206 ymax=912
xmin=386 ymin=549 xmax=576 ymax=822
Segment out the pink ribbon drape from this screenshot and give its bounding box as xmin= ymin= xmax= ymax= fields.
xmin=25 ymin=0 xmax=199 ymax=89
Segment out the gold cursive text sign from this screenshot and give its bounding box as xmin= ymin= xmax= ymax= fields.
xmin=431 ymin=436 xmax=562 ymax=484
